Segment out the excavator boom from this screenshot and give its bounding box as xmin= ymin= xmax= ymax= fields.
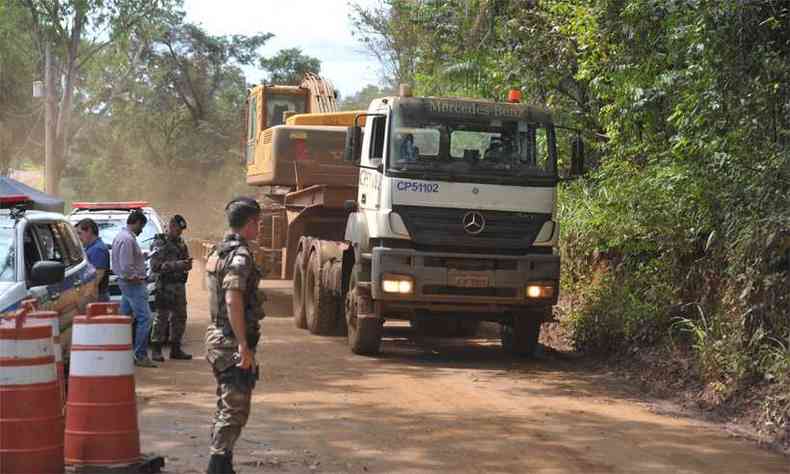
xmin=301 ymin=72 xmax=337 ymax=114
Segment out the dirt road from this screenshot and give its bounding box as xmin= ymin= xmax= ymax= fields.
xmin=135 ymin=271 xmax=788 ymax=473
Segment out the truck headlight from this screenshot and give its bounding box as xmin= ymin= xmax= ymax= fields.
xmin=382 ymin=273 xmax=414 ymax=294
xmin=526 ymin=282 xmax=555 ymax=299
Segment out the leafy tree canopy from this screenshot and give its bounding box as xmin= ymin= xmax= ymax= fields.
xmin=259 ymin=47 xmax=321 ymax=85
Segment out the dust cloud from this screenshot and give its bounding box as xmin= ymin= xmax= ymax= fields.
xmin=68 ymin=159 xmax=253 ymax=241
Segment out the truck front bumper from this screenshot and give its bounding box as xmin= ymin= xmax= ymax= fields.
xmin=369 ymin=246 xmax=560 ymax=316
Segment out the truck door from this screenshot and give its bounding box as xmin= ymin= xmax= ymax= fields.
xmin=359 ymin=112 xmax=388 ymax=210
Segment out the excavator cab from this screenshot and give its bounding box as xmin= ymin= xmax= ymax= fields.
xmin=244 ymin=73 xmax=338 ymax=168
xmin=264 ymin=87 xmax=308 ymax=128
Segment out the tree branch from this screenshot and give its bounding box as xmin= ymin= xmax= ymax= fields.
xmin=76 ymin=1 xmax=162 ymax=69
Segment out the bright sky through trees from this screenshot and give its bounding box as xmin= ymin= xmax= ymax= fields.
xmin=184 ymin=0 xmax=381 ymax=96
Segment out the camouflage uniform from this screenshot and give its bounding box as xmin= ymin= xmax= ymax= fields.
xmin=150 ymin=233 xmax=190 ymax=347
xmin=204 ymin=233 xmax=265 ymax=457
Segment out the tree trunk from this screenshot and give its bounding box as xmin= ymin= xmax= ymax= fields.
xmin=51 ymin=7 xmax=84 ymax=194
xmin=45 ymin=42 xmax=56 ymax=194
xmin=0 ymin=120 xmax=9 ymax=176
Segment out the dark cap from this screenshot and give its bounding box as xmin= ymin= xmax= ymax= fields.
xmin=225 ymin=197 xmax=261 ymax=229
xmin=170 ymin=214 xmax=187 ymax=230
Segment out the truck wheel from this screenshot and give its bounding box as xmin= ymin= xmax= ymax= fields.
xmin=345 ymin=276 xmax=382 ymax=355
xmin=292 ymin=249 xmax=307 ymax=329
xmin=305 ymin=251 xmax=340 ymax=335
xmin=501 ymin=313 xmax=542 ymax=357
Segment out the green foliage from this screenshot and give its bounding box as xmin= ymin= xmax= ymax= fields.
xmin=259 ymin=48 xmax=320 ymax=85
xmin=564 ymin=267 xmax=675 ymax=354
xmin=349 ymin=0 xmax=419 ymax=87
xmin=0 ymin=2 xmax=38 ymax=173
xmin=673 ymin=311 xmax=745 ymax=385
xmin=340 ymin=84 xmax=393 ymax=111
xmin=66 ymin=17 xmax=271 ymax=235
xmin=2 ymin=1 xmax=273 ymax=235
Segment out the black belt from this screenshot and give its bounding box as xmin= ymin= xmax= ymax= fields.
xmin=120 ymin=277 xmax=146 ymax=284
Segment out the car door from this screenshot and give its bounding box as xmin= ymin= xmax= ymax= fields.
xmin=29 ymin=222 xmax=82 ymax=352
xmin=55 ymin=221 xmax=97 ymax=311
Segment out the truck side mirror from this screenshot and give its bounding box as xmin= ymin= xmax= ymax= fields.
xmin=30 ymin=261 xmax=65 ymax=287
xmin=344 ymin=126 xmax=362 ymax=163
xmin=570 ymin=136 xmax=586 ymax=176
xmin=344 ymin=200 xmax=358 ymax=212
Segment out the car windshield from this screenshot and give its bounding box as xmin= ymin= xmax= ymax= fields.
xmin=97 ymin=219 xmax=158 ymax=251
xmin=388 ymin=100 xmax=557 ymax=185
xmin=0 ymin=223 xmax=15 ymax=282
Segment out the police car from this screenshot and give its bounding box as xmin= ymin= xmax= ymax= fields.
xmin=67 ymin=202 xmax=164 ymax=310
xmin=0 ymin=195 xmax=98 ymax=363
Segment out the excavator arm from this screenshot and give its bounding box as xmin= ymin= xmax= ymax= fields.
xmin=301 ymin=72 xmax=338 ymax=114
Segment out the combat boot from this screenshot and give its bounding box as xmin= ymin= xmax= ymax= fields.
xmin=206 ymin=454 xmax=235 ymax=474
xmin=150 ymin=343 xmax=165 ymax=363
xmin=170 ymin=343 xmax=193 ymax=360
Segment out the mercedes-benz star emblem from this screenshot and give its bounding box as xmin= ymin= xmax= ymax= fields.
xmin=463 ymin=211 xmax=486 ymax=235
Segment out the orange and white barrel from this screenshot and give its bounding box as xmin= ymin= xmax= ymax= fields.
xmin=65 ymin=302 xmax=141 ymax=467
xmin=0 ymin=322 xmax=64 ymax=474
xmin=1 ymin=306 xmax=64 ymax=405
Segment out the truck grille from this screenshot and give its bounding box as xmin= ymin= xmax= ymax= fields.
xmin=394 ymin=205 xmax=550 ymax=253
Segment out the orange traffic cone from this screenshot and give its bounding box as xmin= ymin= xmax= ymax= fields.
xmin=0 ymin=313 xmax=64 ymax=474
xmin=65 ymin=302 xmax=141 ymax=467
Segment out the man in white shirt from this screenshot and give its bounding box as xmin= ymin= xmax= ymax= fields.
xmin=112 ymin=209 xmax=157 ymax=368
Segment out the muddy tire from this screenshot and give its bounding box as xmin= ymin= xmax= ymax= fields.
xmin=345 ymin=276 xmax=382 ymax=355
xmin=292 ymin=249 xmax=307 ymax=329
xmin=501 ymin=313 xmax=542 ymax=357
xmin=305 ymin=251 xmax=340 ymax=335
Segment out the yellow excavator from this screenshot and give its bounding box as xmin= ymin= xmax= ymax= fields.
xmin=243 ymin=73 xmax=363 ymax=277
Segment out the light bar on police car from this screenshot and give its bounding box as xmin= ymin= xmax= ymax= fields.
xmin=0 ymin=195 xmax=31 ymax=208
xmin=72 ymin=201 xmax=150 ymax=210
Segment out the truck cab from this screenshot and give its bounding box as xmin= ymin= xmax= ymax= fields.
xmin=342 ymin=93 xmax=561 ymax=355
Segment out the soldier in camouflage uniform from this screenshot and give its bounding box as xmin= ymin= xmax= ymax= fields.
xmin=204 ymin=197 xmax=265 ymax=474
xmin=150 ymin=214 xmax=193 ymax=362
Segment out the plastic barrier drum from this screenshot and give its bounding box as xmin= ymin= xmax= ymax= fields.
xmin=1 ymin=301 xmax=65 ymax=405
xmin=65 ymin=302 xmax=141 ymax=467
xmin=0 ymin=318 xmax=64 ymax=474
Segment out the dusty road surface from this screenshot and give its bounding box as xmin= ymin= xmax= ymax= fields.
xmin=135 ymin=270 xmax=788 ymax=473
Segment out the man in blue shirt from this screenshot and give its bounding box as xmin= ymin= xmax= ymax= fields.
xmin=76 ymin=218 xmax=110 ymax=302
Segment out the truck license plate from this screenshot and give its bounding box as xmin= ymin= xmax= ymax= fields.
xmin=450 ymin=271 xmax=490 ymax=288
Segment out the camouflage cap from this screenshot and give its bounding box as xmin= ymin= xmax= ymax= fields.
xmin=170 ymin=214 xmax=187 ymax=230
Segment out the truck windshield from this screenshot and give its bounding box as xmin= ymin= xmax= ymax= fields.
xmin=0 ymin=224 xmax=15 ymax=282
xmin=388 ymin=101 xmax=557 ymax=185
